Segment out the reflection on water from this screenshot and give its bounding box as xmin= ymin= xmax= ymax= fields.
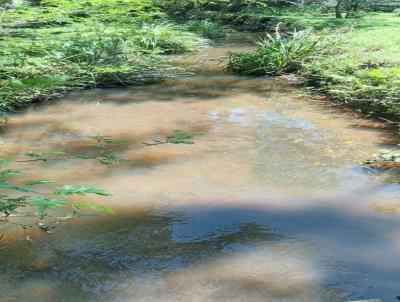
xmin=0 ymin=209 xmax=351 ymax=302
xmin=1 ymin=34 xmax=400 ymax=302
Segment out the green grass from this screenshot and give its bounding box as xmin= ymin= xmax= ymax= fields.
xmin=299 ymin=13 xmax=400 ymax=121
xmin=0 ymin=0 xmax=205 ymax=111
xmin=186 ymin=20 xmax=226 ymax=38
xmin=227 ymin=11 xmax=400 ymax=121
xmin=227 ymin=27 xmax=331 ymax=75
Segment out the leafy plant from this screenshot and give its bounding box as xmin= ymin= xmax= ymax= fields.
xmin=134 ymin=22 xmax=204 ymax=54
xmin=0 ymin=0 xmax=205 ymax=110
xmin=0 ymin=169 xmax=22 ymax=183
xmin=228 ymin=25 xmax=330 ymax=75
xmin=55 ymin=185 xmax=112 ymax=196
xmin=25 ymin=179 xmax=55 ymax=185
xmin=186 ymin=20 xmax=226 ymax=38
xmin=167 ymin=130 xmax=194 ymax=144
xmin=0 ymin=167 xmax=113 ymax=227
xmin=0 ymin=196 xmax=28 ymax=216
xmin=32 ymin=197 xmax=67 ymax=214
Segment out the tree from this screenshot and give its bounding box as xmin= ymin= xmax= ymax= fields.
xmin=335 ymin=0 xmax=368 ymax=18
xmin=335 ymin=0 xmax=344 ymax=18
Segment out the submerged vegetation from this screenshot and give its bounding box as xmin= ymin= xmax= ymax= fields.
xmin=0 ymin=129 xmax=196 ymax=228
xmin=0 ymin=166 xmax=114 ymax=230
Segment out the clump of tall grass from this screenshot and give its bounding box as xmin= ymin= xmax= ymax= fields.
xmin=0 ymin=0 xmax=207 ymax=110
xmin=0 ymin=23 xmax=189 ymax=110
xmin=227 ymin=25 xmax=330 ymax=75
xmin=134 ymin=22 xmax=204 ymax=54
xmin=186 ymin=20 xmax=226 ymax=38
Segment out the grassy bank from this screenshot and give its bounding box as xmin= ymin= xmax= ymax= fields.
xmin=300 ymin=13 xmax=400 ymax=121
xmin=0 ymin=0 xmax=205 ymax=111
xmin=227 ymin=12 xmax=400 ymax=122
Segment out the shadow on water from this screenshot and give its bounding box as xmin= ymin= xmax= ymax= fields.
xmin=1 ymin=32 xmax=400 ymax=302
xmin=52 ymin=74 xmax=298 ymax=107
xmin=1 ymin=203 xmax=400 ymax=302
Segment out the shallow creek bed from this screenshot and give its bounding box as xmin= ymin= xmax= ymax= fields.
xmin=0 ymin=34 xmax=400 ymax=302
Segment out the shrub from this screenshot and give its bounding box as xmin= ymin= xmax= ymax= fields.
xmin=186 ymin=20 xmax=226 ymax=38
xmin=0 ymin=0 xmax=207 ymax=110
xmin=134 ymin=22 xmax=204 ymax=54
xmin=394 ymin=8 xmax=400 ymax=17
xmin=227 ymin=25 xmax=330 ymax=75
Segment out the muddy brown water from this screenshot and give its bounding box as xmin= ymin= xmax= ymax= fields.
xmin=1 ymin=34 xmax=400 ymax=302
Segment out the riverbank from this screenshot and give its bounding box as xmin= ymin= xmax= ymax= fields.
xmin=2 ymin=2 xmax=400 ymax=126
xmin=0 ymin=0 xmax=205 ymax=111
xmin=224 ymin=11 xmax=400 ymax=123
xmin=1 ymin=35 xmax=400 ymax=301
xmin=299 ymin=13 xmax=400 ymax=123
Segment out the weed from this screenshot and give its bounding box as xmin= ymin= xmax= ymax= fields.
xmin=228 ymin=25 xmax=330 ymax=75
xmin=0 ymin=0 xmax=205 ymax=111
xmin=186 ymin=20 xmax=226 ymax=38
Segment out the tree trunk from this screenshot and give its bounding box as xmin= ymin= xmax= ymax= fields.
xmin=335 ymin=0 xmax=344 ymax=18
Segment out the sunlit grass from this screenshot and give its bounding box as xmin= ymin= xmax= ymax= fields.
xmin=301 ymin=13 xmax=400 ymax=120
xmin=0 ymin=0 xmax=204 ymax=110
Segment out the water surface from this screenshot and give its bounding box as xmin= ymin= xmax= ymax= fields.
xmin=1 ymin=34 xmax=400 ymax=302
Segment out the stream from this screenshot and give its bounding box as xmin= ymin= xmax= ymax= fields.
xmin=0 ymin=33 xmax=400 ymax=302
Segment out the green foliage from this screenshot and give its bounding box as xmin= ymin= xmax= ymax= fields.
xmin=55 ymin=185 xmax=112 ymax=196
xmin=186 ymin=20 xmax=226 ymax=38
xmin=0 ymin=169 xmax=22 ymax=183
xmin=0 ymin=0 xmax=205 ymax=110
xmin=0 ymin=196 xmax=28 ymax=214
xmin=0 ymin=158 xmax=11 ymax=165
xmin=301 ymin=13 xmax=400 ymax=121
xmin=0 ymin=167 xmax=113 ymax=224
xmin=0 ymin=184 xmax=40 ymax=193
xmin=72 ymin=201 xmax=115 ymax=215
xmin=32 ymin=197 xmax=67 ymax=214
xmin=25 ymin=179 xmax=55 ymax=185
xmin=167 ymin=130 xmax=194 ymax=144
xmin=228 ymin=26 xmax=330 ymax=75
xmin=134 ymin=22 xmax=204 ymax=54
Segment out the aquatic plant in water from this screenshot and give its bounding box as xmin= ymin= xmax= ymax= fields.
xmin=0 ymin=168 xmax=114 ymax=231
xmin=0 ymin=130 xmax=196 ymax=229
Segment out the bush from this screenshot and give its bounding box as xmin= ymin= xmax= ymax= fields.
xmin=394 ymin=8 xmax=400 ymax=17
xmin=134 ymin=22 xmax=204 ymax=54
xmin=227 ymin=25 xmax=330 ymax=75
xmin=186 ymin=20 xmax=226 ymax=38
xmin=0 ymin=0 xmax=207 ymax=110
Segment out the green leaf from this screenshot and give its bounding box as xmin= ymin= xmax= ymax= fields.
xmin=0 ymin=158 xmax=10 ymax=165
xmin=167 ymin=130 xmax=194 ymax=144
xmin=32 ymin=197 xmax=67 ymax=213
xmin=72 ymin=201 xmax=115 ymax=215
xmin=0 ymin=185 xmax=40 ymax=193
xmin=55 ymin=185 xmax=112 ymax=196
xmin=0 ymin=169 xmax=22 ymax=175
xmin=25 ymin=180 xmax=56 ymax=186
xmin=0 ymin=169 xmax=23 ymax=184
xmin=0 ymin=195 xmax=29 ymax=213
xmin=48 ymin=151 xmax=66 ymax=156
